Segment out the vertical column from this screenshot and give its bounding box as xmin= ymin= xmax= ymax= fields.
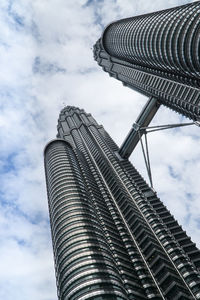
xmin=44 ymin=139 xmax=128 ymax=300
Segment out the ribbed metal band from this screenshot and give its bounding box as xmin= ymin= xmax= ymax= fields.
xmin=93 ymin=2 xmax=200 ymax=121
xmin=94 ymin=40 xmax=200 ymax=121
xmin=44 ymin=139 xmax=128 ymax=300
xmin=102 ymin=2 xmax=200 ymax=84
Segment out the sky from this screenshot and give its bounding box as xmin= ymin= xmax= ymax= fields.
xmin=0 ymin=0 xmax=199 ymax=299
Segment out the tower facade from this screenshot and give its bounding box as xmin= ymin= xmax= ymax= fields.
xmin=44 ymin=106 xmax=200 ymax=300
xmin=93 ymin=1 xmax=200 ymax=121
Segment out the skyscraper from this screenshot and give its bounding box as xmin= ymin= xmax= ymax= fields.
xmin=44 ymin=106 xmax=200 ymax=299
xmin=93 ymin=1 xmax=200 ymax=121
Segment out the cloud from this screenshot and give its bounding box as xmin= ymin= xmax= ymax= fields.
xmin=32 ymin=56 xmax=66 ymax=75
xmin=0 ymin=0 xmax=199 ymax=299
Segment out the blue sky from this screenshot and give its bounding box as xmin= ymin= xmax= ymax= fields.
xmin=0 ymin=0 xmax=199 ymax=299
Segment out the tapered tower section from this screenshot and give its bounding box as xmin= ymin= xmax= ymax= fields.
xmin=44 ymin=106 xmax=200 ymax=299
xmin=94 ymin=1 xmax=200 ymax=121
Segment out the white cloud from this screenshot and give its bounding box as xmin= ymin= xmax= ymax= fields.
xmin=0 ymin=0 xmax=199 ymax=299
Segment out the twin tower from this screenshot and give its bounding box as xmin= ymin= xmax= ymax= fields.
xmin=44 ymin=2 xmax=200 ymax=300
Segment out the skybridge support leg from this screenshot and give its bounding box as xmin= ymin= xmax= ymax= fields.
xmin=118 ymin=97 xmax=198 ymax=187
xmin=118 ymin=97 xmax=160 ymax=159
